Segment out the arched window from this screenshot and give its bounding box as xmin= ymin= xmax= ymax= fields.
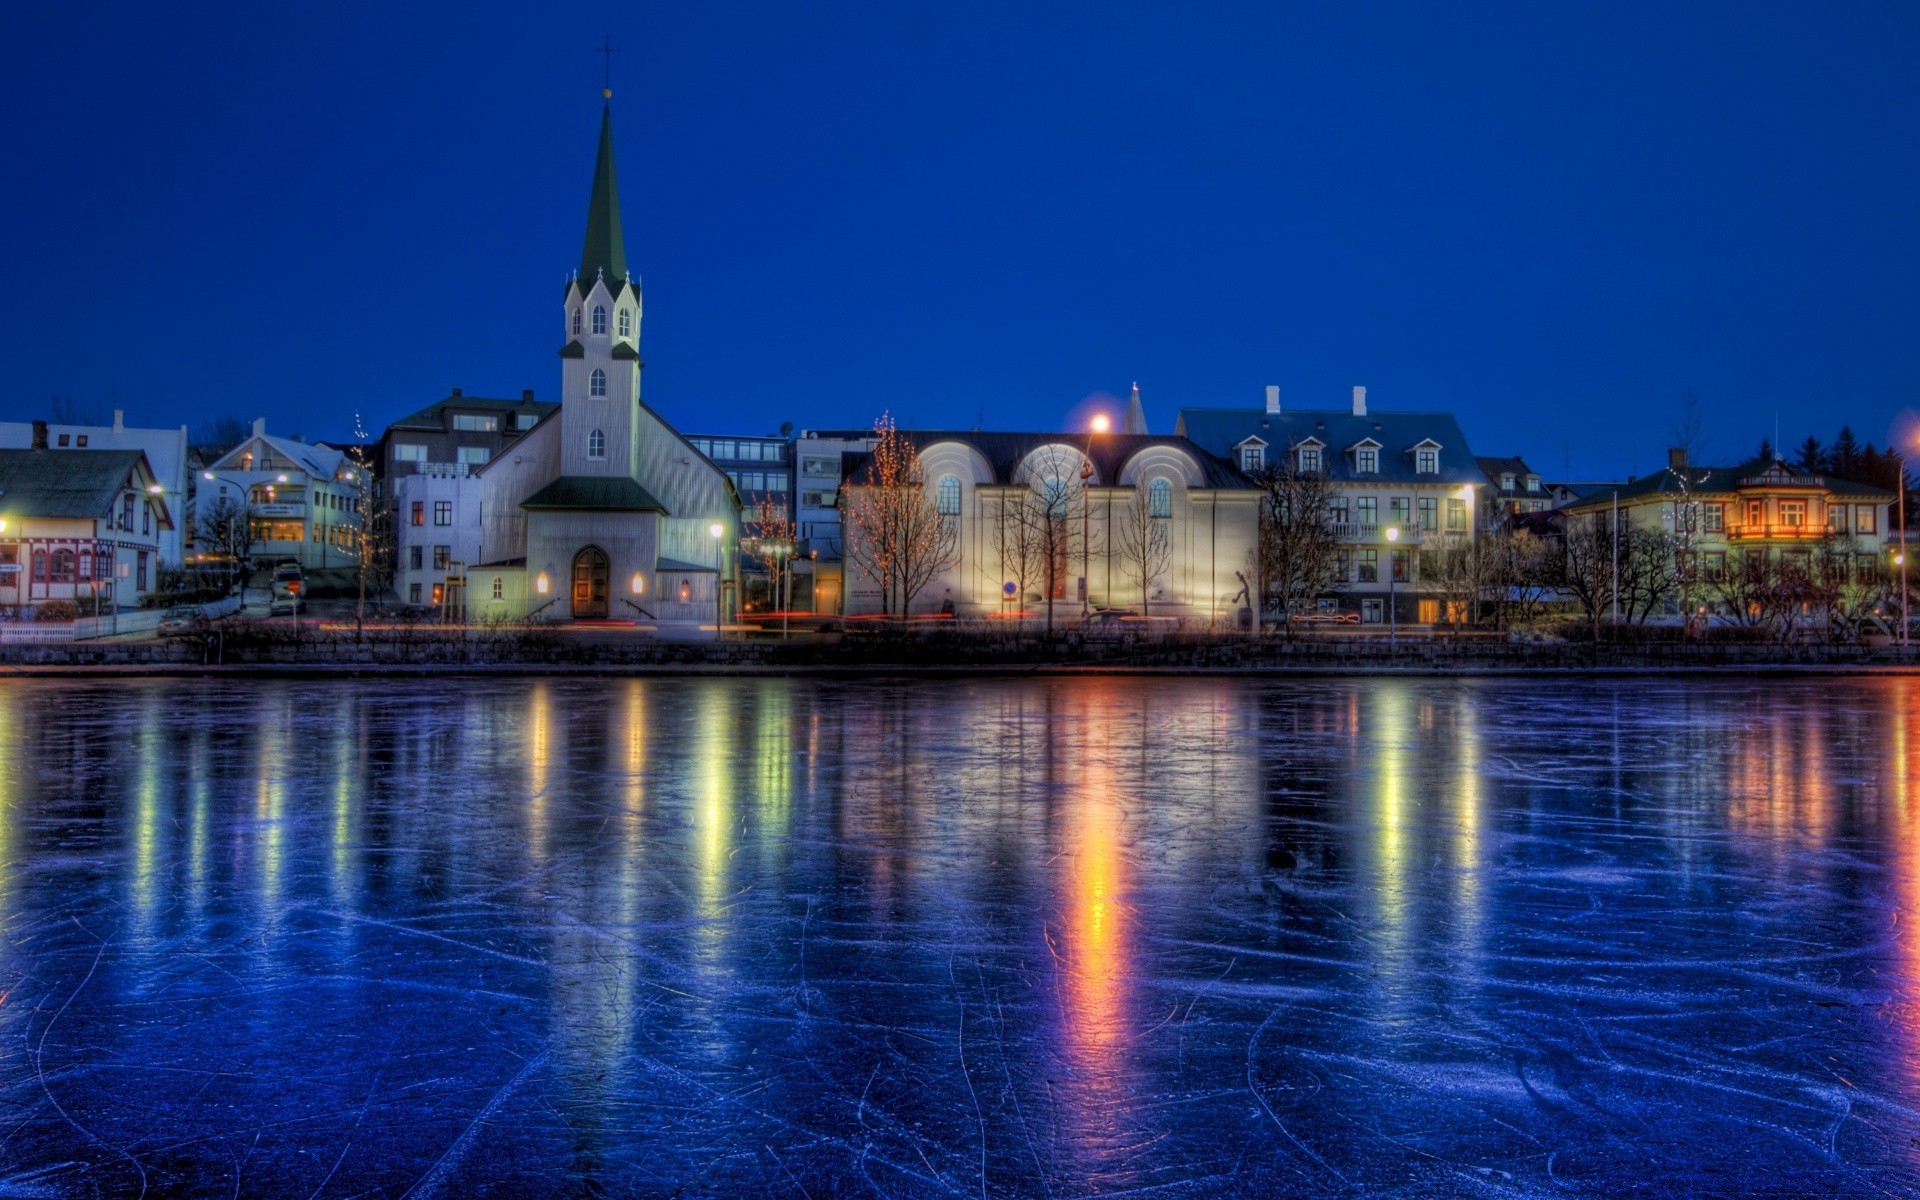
xmin=591 ymin=305 xmax=607 ymax=335
xmin=588 ymin=429 xmax=606 ymax=459
xmin=491 ymin=576 xmax=503 ymax=600
xmin=589 ymin=368 xmax=607 ymax=397
xmin=617 ymin=308 xmax=631 ymax=339
xmin=936 ymin=474 xmax=961 ymax=516
xmin=1041 ymin=478 xmax=1069 ymax=517
xmin=1148 ymin=478 xmax=1173 ymax=518
xmin=570 ymin=308 xmax=582 ymax=336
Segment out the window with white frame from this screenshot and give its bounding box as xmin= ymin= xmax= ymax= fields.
xmin=591 ymin=305 xmax=607 ymax=335
xmin=451 ymin=414 xmax=498 ymax=432
xmin=491 ymin=577 xmax=503 ymax=600
xmin=617 ymin=308 xmax=631 ymax=339
xmin=1297 ymin=445 xmax=1321 ymax=473
xmin=1356 ymin=447 xmax=1379 ymax=473
xmin=1148 ymin=478 xmax=1172 ymax=518
xmin=1239 ymin=444 xmax=1264 ymax=472
xmin=1416 ymin=447 xmax=1438 ymax=474
xmin=936 ymin=475 xmax=961 ymax=516
xmin=394 ymin=443 xmax=427 ymax=463
xmin=434 ymin=501 xmax=452 ymax=526
xmin=1856 ymin=505 xmax=1877 ymax=534
xmin=588 ymin=429 xmax=606 ymax=459
xmin=570 ymin=308 xmax=582 ymax=336
xmin=589 ymin=368 xmax=607 ymax=397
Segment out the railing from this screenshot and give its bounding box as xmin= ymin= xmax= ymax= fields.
xmin=1726 ymin=523 xmax=1829 ymax=541
xmin=418 ymin=463 xmax=470 ymax=477
xmin=1330 ymin=524 xmax=1428 ymax=545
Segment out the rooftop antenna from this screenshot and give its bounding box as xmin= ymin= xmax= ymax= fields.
xmin=597 ymin=35 xmax=620 ymax=100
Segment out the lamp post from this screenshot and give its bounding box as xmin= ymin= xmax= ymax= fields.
xmin=1899 ymin=444 xmax=1910 ymax=648
xmin=1081 ymin=414 xmax=1108 ymax=619
xmin=1385 ymin=525 xmax=1400 ymax=646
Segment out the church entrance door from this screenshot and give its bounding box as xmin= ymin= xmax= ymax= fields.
xmin=571 ymin=547 xmax=610 ymax=619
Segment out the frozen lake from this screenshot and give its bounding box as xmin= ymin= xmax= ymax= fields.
xmin=0 ymin=675 xmax=1916 ymax=1197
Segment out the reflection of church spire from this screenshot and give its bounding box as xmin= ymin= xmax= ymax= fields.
xmin=579 ymin=106 xmax=628 ymax=287
xmin=1123 ymin=382 xmax=1148 ymax=435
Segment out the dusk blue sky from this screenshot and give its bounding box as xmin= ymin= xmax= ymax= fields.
xmin=3 ymin=2 xmax=1916 ymax=479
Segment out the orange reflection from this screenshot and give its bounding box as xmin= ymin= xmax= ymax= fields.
xmin=1055 ymin=684 xmax=1134 ymax=1112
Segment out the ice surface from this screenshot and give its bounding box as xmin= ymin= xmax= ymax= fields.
xmin=0 ymin=674 xmax=1913 ymax=1196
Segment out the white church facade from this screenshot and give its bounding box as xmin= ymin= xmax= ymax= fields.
xmin=464 ymin=103 xmax=742 ymax=629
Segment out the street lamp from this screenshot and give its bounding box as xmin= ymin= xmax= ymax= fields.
xmin=1082 ymin=413 xmax=1109 ymax=619
xmin=1385 ymin=525 xmax=1400 ymax=646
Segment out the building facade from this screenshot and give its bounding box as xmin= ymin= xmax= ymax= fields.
xmin=0 ymin=429 xmax=174 ymax=615
xmin=840 ymin=430 xmax=1259 ymax=623
xmin=0 ymin=411 xmax=190 ymax=566
xmin=464 ymin=102 xmax=741 ymax=629
xmin=790 ymin=428 xmax=878 ymax=615
xmin=376 ymin=390 xmax=558 ymax=493
xmin=201 ymin=419 xmax=363 ymax=573
xmin=1177 ymin=386 xmax=1485 ymax=624
xmin=684 ymin=432 xmax=795 ymax=611
xmin=393 ymin=469 xmax=484 ymax=608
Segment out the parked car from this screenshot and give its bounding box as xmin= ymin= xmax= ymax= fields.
xmin=270 ymin=563 xmax=305 ymax=615
xmin=157 ymin=606 xmax=200 ymax=636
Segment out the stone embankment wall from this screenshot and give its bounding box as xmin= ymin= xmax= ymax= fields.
xmin=1 ymin=629 xmax=1914 ymax=674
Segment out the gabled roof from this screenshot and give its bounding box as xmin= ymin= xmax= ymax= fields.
xmin=1562 ymin=459 xmax=1895 ymax=510
xmin=844 ymin=430 xmax=1255 ymax=490
xmin=0 ymin=449 xmax=168 ymax=525
xmin=1177 ymin=406 xmax=1482 ymax=485
xmin=521 ymin=475 xmax=668 ymax=513
xmin=385 ymin=393 xmax=560 ymax=433
xmin=211 ymin=432 xmax=346 ymax=480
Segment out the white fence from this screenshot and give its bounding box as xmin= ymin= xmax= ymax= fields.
xmin=0 ymin=593 xmax=244 ymax=644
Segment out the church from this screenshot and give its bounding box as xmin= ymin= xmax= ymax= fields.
xmin=465 ymin=97 xmax=741 ymax=630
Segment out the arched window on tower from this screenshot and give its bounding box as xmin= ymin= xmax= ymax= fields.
xmin=588 ymin=429 xmax=606 ymax=459
xmin=936 ymin=474 xmax=961 ymax=516
xmin=570 ymin=308 xmax=582 ymax=336
xmin=591 ymin=305 xmax=607 ymax=336
xmin=589 ymin=368 xmax=607 ymax=397
xmin=617 ymin=308 xmax=632 ymax=339
xmin=1148 ymin=478 xmax=1173 ymax=518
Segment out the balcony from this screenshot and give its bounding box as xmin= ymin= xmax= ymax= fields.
xmin=1726 ymin=523 xmax=1829 ymax=541
xmin=1331 ymin=524 xmax=1427 ymax=545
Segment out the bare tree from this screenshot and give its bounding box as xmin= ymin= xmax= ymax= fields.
xmin=47 ymin=394 xmax=105 ymax=425
xmin=842 ymin=413 xmax=960 ymax=616
xmin=744 ymin=491 xmax=799 ymax=613
xmin=194 ymin=413 xmax=252 ymax=458
xmin=991 ymin=486 xmax=1046 ymax=619
xmin=1010 ymin=445 xmax=1087 ymax=634
xmin=1111 ymin=486 xmax=1172 ymax=613
xmin=1482 ymin=524 xmax=1560 ymax=627
xmin=1417 ymin=533 xmax=1481 ymax=626
xmin=1248 ymin=462 xmax=1340 ymax=634
xmin=195 ymin=493 xmax=255 ymax=587
xmin=1559 ymin=513 xmax=1617 ymax=639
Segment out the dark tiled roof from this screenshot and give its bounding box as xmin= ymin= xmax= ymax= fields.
xmin=1176 ymin=407 xmax=1482 ymax=485
xmin=520 ymin=475 xmax=668 ymax=513
xmin=847 ymin=430 xmax=1253 ymax=490
xmin=0 ymin=449 xmax=146 ymax=519
xmin=387 ymin=393 xmax=560 ymax=432
xmin=1563 ymin=460 xmax=1895 ymax=509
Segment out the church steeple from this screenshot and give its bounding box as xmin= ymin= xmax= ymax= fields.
xmin=579 ymin=106 xmax=627 ymax=288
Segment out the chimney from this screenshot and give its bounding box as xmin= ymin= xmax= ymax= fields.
xmin=252 ymin=417 xmax=266 ymax=438
xmin=521 ymin=389 xmax=534 ymax=403
xmin=1265 ymin=385 xmax=1280 ymax=415
xmin=1668 ymin=447 xmax=1687 ymax=471
xmin=1352 ymin=386 xmax=1367 ymax=417
xmin=30 ymin=420 xmax=47 ymax=450
xmin=451 ymin=387 xmax=462 ymax=398
xmin=113 ymin=409 xmax=124 ymax=433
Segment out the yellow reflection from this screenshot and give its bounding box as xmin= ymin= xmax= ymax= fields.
xmin=331 ymin=703 xmax=358 ymax=907
xmin=694 ymin=685 xmax=734 ymax=961
xmin=1056 ymin=683 xmax=1134 ymax=1105
xmin=1449 ymin=691 xmax=1485 ymax=957
xmin=528 ymin=682 xmax=552 ymax=862
xmin=130 ymin=709 xmax=161 ymax=933
xmin=1369 ymin=684 xmax=1411 ymax=973
xmin=255 ymin=706 xmax=285 ymax=913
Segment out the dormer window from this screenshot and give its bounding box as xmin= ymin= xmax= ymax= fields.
xmin=589 ymin=368 xmax=607 ymax=397
xmin=1415 ymin=446 xmax=1439 ymax=474
xmin=591 ymin=305 xmax=607 ymax=336
xmin=571 ymin=308 xmax=582 ymax=336
xmin=588 ymin=429 xmax=606 ymax=460
xmin=1499 ymin=473 xmax=1515 ymax=491
xmin=1524 ymin=474 xmax=1540 ymax=492
xmin=1294 ymin=441 xmax=1323 ymax=474
xmin=1240 ymin=445 xmax=1264 ymax=472
xmin=617 ymin=308 xmax=632 ymax=339
xmin=1355 ymin=446 xmax=1379 ymax=474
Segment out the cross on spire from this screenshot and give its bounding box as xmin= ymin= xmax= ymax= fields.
xmin=597 ymin=35 xmax=620 ymax=99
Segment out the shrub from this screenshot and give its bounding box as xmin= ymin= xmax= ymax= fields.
xmin=34 ymin=600 xmax=78 ymax=622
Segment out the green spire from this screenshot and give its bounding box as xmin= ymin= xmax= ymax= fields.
xmin=578 ymin=106 xmax=627 ymax=288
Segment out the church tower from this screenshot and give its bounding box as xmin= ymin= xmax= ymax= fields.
xmin=558 ymin=103 xmax=644 ymax=479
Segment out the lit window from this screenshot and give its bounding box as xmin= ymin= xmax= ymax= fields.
xmin=936 ymin=475 xmax=961 ymax=515
xmin=591 ymin=305 xmax=607 ymax=335
xmin=1856 ymin=505 xmax=1877 ymax=534
xmin=452 ymin=414 xmax=499 ymax=432
xmin=589 ymin=368 xmax=607 ymax=397
xmin=491 ymin=577 xmax=503 ymax=600
xmin=1446 ymin=498 xmax=1465 ymax=531
xmin=411 ymin=501 xmax=424 ymax=526
xmin=617 ymin=308 xmax=632 ymax=339
xmin=588 ymin=429 xmax=606 ymax=459
xmin=1148 ymin=478 xmax=1172 ymax=518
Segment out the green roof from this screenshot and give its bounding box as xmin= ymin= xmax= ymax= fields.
xmin=0 ymin=449 xmax=149 ymax=520
xmin=1564 ymin=460 xmax=1896 ymax=509
xmin=579 ymin=107 xmax=627 ymax=290
xmin=521 ymin=475 xmax=667 ymax=513
xmin=611 ymin=341 xmax=641 ymax=361
xmin=558 ymin=341 xmax=585 ymax=359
